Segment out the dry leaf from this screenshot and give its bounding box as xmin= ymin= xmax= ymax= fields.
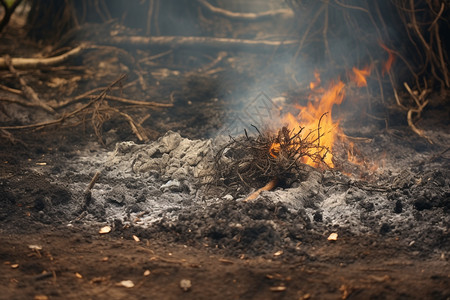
xmin=180 ymin=279 xmax=191 ymax=291
xmin=132 ymin=235 xmax=140 ymax=242
xmin=119 ymin=280 xmax=135 ymax=288
xmin=75 ymin=272 xmax=83 ymax=279
xmin=327 ymin=233 xmax=338 ymax=241
xmin=270 ymin=286 xmax=287 ymax=292
xmin=273 ymin=250 xmax=283 ymax=256
xmin=34 ymin=295 xmax=49 ymax=300
xmin=218 ymin=258 xmax=234 ymax=265
xmin=99 ymin=226 xmax=111 ymax=234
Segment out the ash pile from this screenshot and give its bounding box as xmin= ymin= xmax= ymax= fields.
xmin=41 ymin=128 xmax=449 ymax=257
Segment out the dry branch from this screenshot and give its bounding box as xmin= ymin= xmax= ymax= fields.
xmin=4 ymin=55 xmax=56 ymax=113
xmin=0 ymin=74 xmax=127 ymax=130
xmin=106 ymin=36 xmax=298 ymax=52
xmin=197 ymin=0 xmax=294 ymax=21
xmin=0 ymin=44 xmax=88 ymax=69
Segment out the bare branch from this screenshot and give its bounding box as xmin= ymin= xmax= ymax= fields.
xmin=197 ymin=0 xmax=294 ymax=21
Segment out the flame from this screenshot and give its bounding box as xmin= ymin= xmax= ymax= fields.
xmin=279 ymin=78 xmax=346 ymax=168
xmin=269 ymin=142 xmax=281 ymax=158
xmin=350 ymin=66 xmax=371 ymax=87
xmin=309 ymin=70 xmax=321 ymax=91
xmin=379 ymin=42 xmax=396 ymax=76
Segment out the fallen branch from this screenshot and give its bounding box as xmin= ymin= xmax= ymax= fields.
xmin=197 ymin=0 xmax=294 ymax=21
xmin=4 ymin=55 xmax=56 ymax=113
xmin=0 ymin=74 xmax=126 ymax=130
xmin=102 ymin=95 xmax=173 ymax=108
xmin=0 ymin=83 xmax=22 ymax=95
xmin=106 ymin=36 xmax=298 ymax=52
xmin=0 ymin=44 xmax=88 ymax=69
xmin=0 ymin=96 xmax=41 ymax=108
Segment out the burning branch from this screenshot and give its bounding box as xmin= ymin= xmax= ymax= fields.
xmin=214 ymin=119 xmax=331 ymax=200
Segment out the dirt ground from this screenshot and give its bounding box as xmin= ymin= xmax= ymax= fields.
xmin=1 ymin=120 xmax=449 ymax=300
xmin=1 ymin=7 xmax=450 ymax=300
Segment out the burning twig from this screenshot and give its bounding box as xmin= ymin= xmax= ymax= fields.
xmin=214 ymin=119 xmax=331 ymax=199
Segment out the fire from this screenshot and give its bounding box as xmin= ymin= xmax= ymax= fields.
xmin=269 ymin=142 xmax=280 ymax=158
xmin=350 ymin=66 xmax=371 ymax=87
xmin=277 ymin=77 xmax=346 ymax=168
xmin=309 ymin=70 xmax=322 ymax=91
xmin=379 ymin=42 xmax=396 ymax=75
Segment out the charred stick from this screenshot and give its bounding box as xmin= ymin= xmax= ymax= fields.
xmin=83 ymin=171 xmax=101 ymax=211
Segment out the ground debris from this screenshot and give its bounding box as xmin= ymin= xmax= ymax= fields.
xmin=180 ymin=279 xmax=192 ymax=292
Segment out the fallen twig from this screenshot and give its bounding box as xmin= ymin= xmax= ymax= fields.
xmin=109 ymin=107 xmax=149 ymax=142
xmin=0 ymin=44 xmax=88 ymax=69
xmin=244 ymin=177 xmax=278 ymax=202
xmin=4 ymin=55 xmax=56 ymax=114
xmin=197 ymin=0 xmax=294 ymax=21
xmin=106 ymin=36 xmax=298 ymax=52
xmin=102 ymin=95 xmax=173 ymax=108
xmin=0 ymin=84 xmax=22 ymax=95
xmin=0 ymin=74 xmax=126 ymax=130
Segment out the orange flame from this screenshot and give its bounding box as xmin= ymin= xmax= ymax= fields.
xmin=309 ymin=70 xmax=321 ymax=91
xmin=350 ymin=66 xmax=371 ymax=87
xmin=379 ymin=42 xmax=396 ymax=76
xmin=269 ymin=142 xmax=281 ymax=158
xmin=281 ymin=79 xmax=346 ymax=168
